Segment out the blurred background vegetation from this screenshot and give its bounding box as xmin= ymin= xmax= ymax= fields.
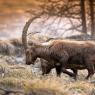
xmin=0 ymin=0 xmax=95 ymax=39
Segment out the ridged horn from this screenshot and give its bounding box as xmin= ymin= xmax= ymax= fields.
xmin=22 ymin=12 xmax=44 ymax=50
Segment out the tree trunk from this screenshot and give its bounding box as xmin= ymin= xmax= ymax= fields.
xmin=89 ymin=0 xmax=95 ymax=36
xmin=80 ymin=0 xmax=87 ymax=33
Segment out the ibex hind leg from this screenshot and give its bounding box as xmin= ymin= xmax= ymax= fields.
xmin=60 ymin=59 xmax=76 ymax=78
xmin=71 ymin=69 xmax=78 ymax=80
xmin=62 ymin=68 xmax=76 ymax=78
xmin=85 ymin=64 xmax=94 ymax=80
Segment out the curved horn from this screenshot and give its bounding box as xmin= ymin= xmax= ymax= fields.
xmin=22 ymin=12 xmax=44 ymax=50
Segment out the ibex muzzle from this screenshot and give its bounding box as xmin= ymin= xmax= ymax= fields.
xmin=25 ymin=47 xmax=36 ymax=65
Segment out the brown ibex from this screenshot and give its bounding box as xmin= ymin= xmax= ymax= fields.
xmin=22 ymin=16 xmax=95 ymax=80
xmin=22 ymin=16 xmax=76 ymax=78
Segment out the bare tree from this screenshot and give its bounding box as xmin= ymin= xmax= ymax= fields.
xmin=23 ymin=0 xmax=95 ymax=38
xmin=89 ymin=0 xmax=95 ymax=36
xmin=80 ymin=0 xmax=87 ymax=33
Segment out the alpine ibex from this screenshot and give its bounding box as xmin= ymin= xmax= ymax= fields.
xmin=22 ymin=16 xmax=95 ymax=80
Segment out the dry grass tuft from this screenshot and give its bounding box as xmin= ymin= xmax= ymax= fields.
xmin=0 ymin=39 xmax=23 ymax=56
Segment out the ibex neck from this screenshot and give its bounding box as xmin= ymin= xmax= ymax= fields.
xmin=36 ymin=46 xmax=51 ymax=61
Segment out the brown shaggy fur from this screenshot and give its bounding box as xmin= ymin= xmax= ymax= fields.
xmin=26 ymin=40 xmax=95 ymax=79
